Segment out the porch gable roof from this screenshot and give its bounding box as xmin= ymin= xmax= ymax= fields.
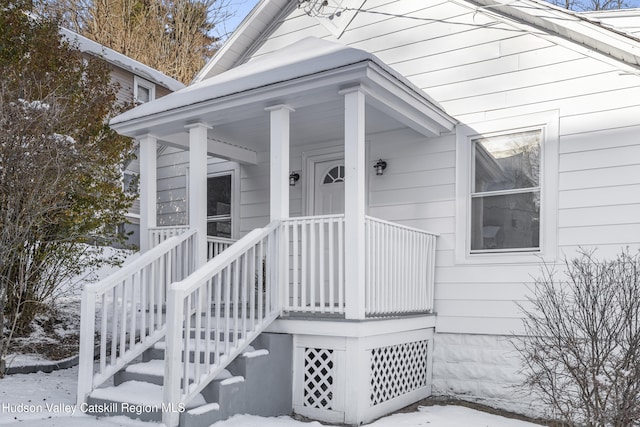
xmin=110 ymin=37 xmax=456 ymax=139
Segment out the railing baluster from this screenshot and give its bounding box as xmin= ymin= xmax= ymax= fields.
xmin=338 ymin=218 xmax=344 ymax=312
xmin=328 ymin=219 xmax=335 ymax=312
xmin=309 ymin=221 xmax=316 ymax=312
xmin=224 ymin=266 xmax=231 ymax=355
xmin=100 ymin=294 xmax=107 ymax=373
xmin=292 ymin=223 xmax=299 ymax=312
xmin=214 ymin=274 xmax=221 ymax=366
xmin=258 ymin=241 xmax=264 ymax=322
xmin=318 ymin=219 xmax=325 ymax=313
xmin=283 ymin=223 xmax=290 ymax=312
xmin=205 ymin=278 xmax=212 ymax=374
xmin=130 ymin=273 xmax=137 ymax=350
xmin=195 ymin=286 xmax=203 ymax=385
xmin=121 ymin=281 xmax=129 ymax=357
xmin=241 ymin=253 xmax=248 ymax=342
xmin=249 ymin=246 xmax=256 ymax=331
xmin=140 ymin=267 xmax=147 ymax=341
xmin=301 ymin=221 xmax=307 ymax=311
xmin=184 ymin=294 xmax=192 ymax=396
xmin=110 ymin=287 xmax=117 ymax=365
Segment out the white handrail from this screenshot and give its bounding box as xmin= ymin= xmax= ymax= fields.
xmin=281 ymin=215 xmax=345 ymax=314
xmin=364 ymin=215 xmax=441 ymax=236
xmin=365 ymin=216 xmax=437 ymax=315
xmin=77 ymin=229 xmax=197 ymax=407
xmin=162 ymin=221 xmax=281 ymax=427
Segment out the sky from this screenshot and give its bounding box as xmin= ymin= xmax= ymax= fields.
xmin=219 ymin=0 xmax=261 ymax=39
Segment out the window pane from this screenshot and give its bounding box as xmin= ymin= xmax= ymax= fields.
xmin=207 ymin=219 xmax=231 ymax=238
xmin=323 ymin=165 xmax=345 ymax=184
xmin=207 ymin=175 xmax=231 ymax=217
xmin=474 ymin=130 xmax=540 ymax=192
xmin=470 ymin=192 xmax=540 ymax=251
xmin=137 ymin=85 xmax=150 ymax=103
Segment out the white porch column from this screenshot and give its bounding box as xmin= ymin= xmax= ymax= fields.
xmin=139 ymin=134 xmax=157 ymax=253
xmin=266 ymin=105 xmax=294 ymax=221
xmin=342 ymin=87 xmax=366 ymax=320
xmin=187 ymin=123 xmax=210 ymax=267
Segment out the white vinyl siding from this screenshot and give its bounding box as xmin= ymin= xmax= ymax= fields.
xmin=159 ymin=0 xmax=640 ymax=336
xmin=233 ymin=0 xmax=640 ymax=336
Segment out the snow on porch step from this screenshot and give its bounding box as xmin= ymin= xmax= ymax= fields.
xmin=142 ymin=331 xmax=256 ymax=361
xmin=87 ymin=380 xmax=206 ymax=422
xmin=115 ymin=359 xmax=233 ymax=386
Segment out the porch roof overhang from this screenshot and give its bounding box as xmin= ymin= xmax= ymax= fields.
xmin=110 ymin=38 xmax=457 ymax=163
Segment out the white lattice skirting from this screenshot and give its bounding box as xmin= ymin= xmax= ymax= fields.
xmin=292 ymin=326 xmax=434 ymax=425
xmin=303 ymin=348 xmax=335 ymax=410
xmin=370 ymin=340 xmax=429 ymax=406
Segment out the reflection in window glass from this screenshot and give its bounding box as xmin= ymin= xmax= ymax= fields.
xmin=207 ymin=174 xmax=232 ymax=238
xmin=471 ymin=130 xmax=541 ymax=252
xmin=137 ymin=85 xmax=151 ymax=103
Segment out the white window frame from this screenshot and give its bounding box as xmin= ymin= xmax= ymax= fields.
xmin=207 ymin=162 xmax=240 ymax=239
xmin=455 ymin=111 xmax=559 ymax=264
xmin=133 ymin=76 xmax=156 ymax=104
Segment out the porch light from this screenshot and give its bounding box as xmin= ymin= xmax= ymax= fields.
xmin=289 ymin=171 xmax=300 ymax=186
xmin=374 ymin=159 xmax=387 ymax=176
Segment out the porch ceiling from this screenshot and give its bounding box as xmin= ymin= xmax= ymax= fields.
xmin=110 ymin=38 xmax=457 ymax=162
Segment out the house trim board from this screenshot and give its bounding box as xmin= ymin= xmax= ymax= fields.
xmin=266 ymin=314 xmax=436 ymax=337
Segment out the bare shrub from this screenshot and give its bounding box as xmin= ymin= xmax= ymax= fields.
xmin=515 ymin=249 xmax=640 ymax=426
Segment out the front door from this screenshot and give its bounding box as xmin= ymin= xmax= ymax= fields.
xmin=313 ymin=159 xmax=345 ymax=215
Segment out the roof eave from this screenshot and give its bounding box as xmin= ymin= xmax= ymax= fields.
xmin=193 ymin=0 xmax=294 ymax=83
xmin=473 ymin=0 xmax=640 ymax=67
xmin=111 ymin=60 xmax=456 ymax=139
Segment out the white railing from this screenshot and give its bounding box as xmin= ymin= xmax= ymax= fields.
xmin=207 ymin=236 xmax=236 ymax=259
xmin=281 ymin=214 xmax=345 ymax=314
xmin=365 ymin=216 xmax=437 ymax=316
xmin=148 ymin=225 xmax=190 ymax=249
xmin=77 ymin=230 xmax=197 ymax=407
xmin=162 ymin=221 xmax=281 ymax=427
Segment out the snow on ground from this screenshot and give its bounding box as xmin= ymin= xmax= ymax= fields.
xmin=0 ymin=363 xmax=541 ymax=427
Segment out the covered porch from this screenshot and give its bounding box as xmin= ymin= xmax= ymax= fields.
xmin=78 ymin=37 xmax=457 ymax=427
xmin=112 ymin=37 xmax=455 ymax=320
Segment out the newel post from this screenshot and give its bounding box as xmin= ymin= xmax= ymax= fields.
xmin=341 ymin=86 xmax=366 ymax=319
xmin=163 ymin=286 xmax=184 ymax=427
xmin=187 ymin=123 xmax=210 ymax=268
xmin=139 ymin=134 xmax=157 ymax=253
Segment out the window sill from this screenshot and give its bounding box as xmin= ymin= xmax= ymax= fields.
xmin=456 ymin=249 xmax=556 ymax=265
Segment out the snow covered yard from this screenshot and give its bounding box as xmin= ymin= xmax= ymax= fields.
xmin=0 ymin=364 xmax=542 ymax=427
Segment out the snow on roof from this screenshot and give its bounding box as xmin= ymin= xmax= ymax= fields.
xmin=580 ymin=8 xmax=640 ymax=38
xmin=60 ymin=27 xmax=185 ymax=92
xmin=112 ymin=37 xmax=431 ymax=125
xmin=203 ymin=0 xmax=640 ymax=83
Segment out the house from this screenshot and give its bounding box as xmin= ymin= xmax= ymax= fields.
xmin=76 ymin=0 xmax=640 ymax=425
xmin=61 ymin=27 xmax=185 ymax=247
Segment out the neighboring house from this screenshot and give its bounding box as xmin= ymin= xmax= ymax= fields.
xmin=61 ymin=28 xmax=185 ymax=247
xmin=76 ymin=1 xmax=640 ymax=426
